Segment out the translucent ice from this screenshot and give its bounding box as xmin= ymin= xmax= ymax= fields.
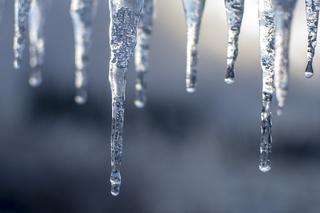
xmin=273 ymin=0 xmax=297 ymax=114
xmin=70 ymin=0 xmax=97 ymax=104
xmin=13 ymin=0 xmax=31 ymax=69
xmin=182 ymin=0 xmax=206 ymax=92
xmin=134 ymin=0 xmax=155 ymax=108
xmin=224 ymin=0 xmax=245 ymax=84
xmin=28 ymin=0 xmax=48 ymax=87
xmin=258 ymin=0 xmax=275 ymax=172
xmin=108 ymin=0 xmax=144 ymax=196
xmin=304 ymin=0 xmax=319 ymax=78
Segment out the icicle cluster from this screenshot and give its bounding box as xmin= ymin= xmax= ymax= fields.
xmin=8 ymin=0 xmax=320 ymax=197
xmin=70 ymin=0 xmax=97 ymax=104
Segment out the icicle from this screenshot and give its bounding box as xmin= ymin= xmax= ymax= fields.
xmin=304 ymin=0 xmax=319 ymax=78
xmin=258 ymin=0 xmax=275 ymax=173
xmin=28 ymin=0 xmax=47 ymax=87
xmin=224 ymin=0 xmax=245 ymax=84
xmin=13 ymin=0 xmax=31 ymax=70
xmin=182 ymin=0 xmax=206 ymax=93
xmin=134 ymin=0 xmax=155 ymax=108
xmin=273 ymin=0 xmax=297 ymax=115
xmin=70 ymin=0 xmax=97 ymax=104
xmin=108 ymin=0 xmax=143 ymax=196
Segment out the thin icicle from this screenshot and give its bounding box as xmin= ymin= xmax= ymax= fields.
xmin=273 ymin=0 xmax=297 ymax=115
xmin=305 ymin=0 xmax=319 ymax=78
xmin=182 ymin=0 xmax=206 ymax=93
xmin=70 ymin=0 xmax=97 ymax=104
xmin=28 ymin=0 xmax=47 ymax=87
xmin=224 ymin=0 xmax=245 ymax=84
xmin=108 ymin=0 xmax=143 ymax=196
xmin=13 ymin=0 xmax=31 ymax=70
xmin=134 ymin=0 xmax=155 ymax=108
xmin=258 ymin=0 xmax=275 ymax=173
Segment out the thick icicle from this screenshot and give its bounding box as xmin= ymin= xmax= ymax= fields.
xmin=273 ymin=0 xmax=297 ymax=115
xmin=13 ymin=0 xmax=31 ymax=70
xmin=304 ymin=0 xmax=319 ymax=78
xmin=224 ymin=0 xmax=245 ymax=84
xmin=182 ymin=0 xmax=206 ymax=93
xmin=134 ymin=0 xmax=155 ymax=108
xmin=28 ymin=0 xmax=47 ymax=87
xmin=258 ymin=0 xmax=276 ymax=173
xmin=70 ymin=0 xmax=97 ymax=104
xmin=108 ymin=0 xmax=143 ymax=196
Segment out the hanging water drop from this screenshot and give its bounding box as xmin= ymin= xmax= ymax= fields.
xmin=224 ymin=0 xmax=244 ymax=84
xmin=273 ymin=0 xmax=297 ymax=115
xmin=70 ymin=0 xmax=97 ymax=104
xmin=108 ymin=0 xmax=144 ymax=196
xmin=134 ymin=0 xmax=155 ymax=108
xmin=182 ymin=0 xmax=206 ymax=93
xmin=258 ymin=0 xmax=276 ymax=173
xmin=28 ymin=0 xmax=47 ymax=87
xmin=304 ymin=0 xmax=319 ymax=78
xmin=13 ymin=0 xmax=31 ymax=70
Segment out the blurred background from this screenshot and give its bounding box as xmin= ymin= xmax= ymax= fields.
xmin=1 ymin=0 xmax=320 ymax=212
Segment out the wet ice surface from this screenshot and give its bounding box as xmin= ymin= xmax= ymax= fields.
xmin=70 ymin=0 xmax=97 ymax=104
xmin=108 ymin=0 xmax=143 ymax=196
xmin=274 ymin=0 xmax=297 ymax=115
xmin=224 ymin=0 xmax=244 ymax=84
xmin=304 ymin=0 xmax=319 ymax=78
xmin=28 ymin=0 xmax=47 ymax=87
xmin=258 ymin=0 xmax=275 ymax=172
xmin=182 ymin=0 xmax=206 ymax=92
xmin=134 ymin=0 xmax=155 ymax=108
xmin=13 ymin=0 xmax=31 ymax=70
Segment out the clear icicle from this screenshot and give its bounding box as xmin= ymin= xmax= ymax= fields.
xmin=134 ymin=0 xmax=155 ymax=108
xmin=304 ymin=0 xmax=319 ymax=78
xmin=273 ymin=0 xmax=297 ymax=115
xmin=13 ymin=0 xmax=31 ymax=70
xmin=70 ymin=0 xmax=97 ymax=104
xmin=182 ymin=0 xmax=206 ymax=93
xmin=258 ymin=0 xmax=276 ymax=173
xmin=108 ymin=0 xmax=143 ymax=196
xmin=28 ymin=0 xmax=47 ymax=87
xmin=224 ymin=0 xmax=245 ymax=84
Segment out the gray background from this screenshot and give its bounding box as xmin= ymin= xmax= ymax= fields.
xmin=1 ymin=0 xmax=320 ymax=212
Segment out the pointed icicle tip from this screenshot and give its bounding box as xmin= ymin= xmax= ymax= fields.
xmin=305 ymin=61 xmax=314 ymax=78
xmin=110 ymin=170 xmax=121 ymax=196
xmin=277 ymin=108 xmax=283 ymax=116
xmin=224 ymin=77 xmax=235 ymax=84
xmin=259 ymin=164 xmax=271 ymax=173
xmin=29 ymin=75 xmax=42 ymax=87
xmin=186 ymin=87 xmax=196 ymax=93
